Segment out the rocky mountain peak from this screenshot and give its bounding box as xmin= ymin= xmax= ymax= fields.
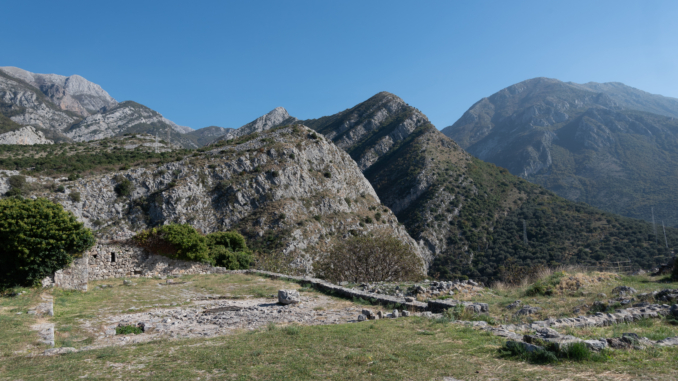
xmin=0 ymin=66 xmax=117 ymax=114
xmin=303 ymin=91 xmax=429 ymax=171
xmin=213 ymin=107 xmax=299 ymax=144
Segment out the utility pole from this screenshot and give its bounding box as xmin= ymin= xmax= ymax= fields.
xmin=652 ymin=207 xmax=658 ymax=245
xmin=663 ymin=221 xmax=669 ymax=249
xmin=523 ymin=220 xmax=528 ymax=246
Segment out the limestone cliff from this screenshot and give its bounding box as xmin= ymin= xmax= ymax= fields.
xmin=0 ymin=126 xmax=53 ymax=145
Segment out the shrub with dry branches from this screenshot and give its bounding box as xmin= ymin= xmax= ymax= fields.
xmin=314 ymin=233 xmax=424 ymax=283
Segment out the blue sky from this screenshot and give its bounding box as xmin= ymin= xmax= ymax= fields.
xmin=4 ymin=0 xmax=677 ymax=129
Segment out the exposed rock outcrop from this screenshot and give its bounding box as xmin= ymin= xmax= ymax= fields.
xmin=65 ymin=101 xmax=194 ymax=146
xmin=0 ymin=126 xmax=53 ymax=145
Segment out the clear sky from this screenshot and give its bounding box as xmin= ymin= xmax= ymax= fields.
xmin=4 ymin=0 xmax=677 ymax=130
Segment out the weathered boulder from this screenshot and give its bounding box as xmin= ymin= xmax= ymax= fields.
xmin=278 ymin=290 xmax=300 ymax=305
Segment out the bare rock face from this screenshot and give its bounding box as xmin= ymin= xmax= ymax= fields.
xmin=65 ymin=101 xmax=190 ymax=143
xmin=0 ymin=67 xmax=192 ymax=146
xmin=304 ymin=92 xmax=430 ymax=171
xmin=0 ymin=126 xmax=53 ymax=145
xmin=16 ymin=125 xmax=423 ymax=273
xmin=0 ymin=67 xmax=116 ymax=114
xmin=278 ymin=290 xmax=300 ymax=305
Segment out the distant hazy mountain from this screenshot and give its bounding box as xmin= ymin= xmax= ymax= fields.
xmin=442 ymin=77 xmax=678 ymax=226
xmin=0 ymin=66 xmax=197 ymax=147
xmin=184 ymin=126 xmax=233 ymax=147
xmin=303 ymin=92 xmax=676 ymax=281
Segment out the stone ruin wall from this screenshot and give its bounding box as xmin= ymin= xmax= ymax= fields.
xmin=44 ymin=241 xmax=231 ymax=290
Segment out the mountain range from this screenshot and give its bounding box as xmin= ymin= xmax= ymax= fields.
xmin=212 ymin=92 xmax=677 ymax=281
xmin=1 ymin=67 xmax=676 ymax=282
xmin=442 ymin=78 xmax=678 ymax=227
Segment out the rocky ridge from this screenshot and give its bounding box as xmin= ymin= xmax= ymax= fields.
xmin=0 ymin=66 xmax=117 ymax=115
xmin=9 ymin=125 xmax=421 ymax=272
xmin=214 ymin=107 xmax=298 ymax=144
xmin=64 ymin=101 xmax=196 ymax=147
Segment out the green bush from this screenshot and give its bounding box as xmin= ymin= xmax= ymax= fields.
xmin=8 ymin=175 xmax=25 ymax=189
xmin=206 ymin=231 xmax=247 ymax=252
xmin=114 ymin=178 xmax=133 ymax=197
xmin=69 ymin=192 xmax=81 ymax=202
xmin=0 ymin=198 xmax=94 ymax=288
xmin=115 ymin=325 xmax=142 ymax=335
xmin=133 ymin=226 xmax=252 ymax=269
xmin=55 ymin=185 xmax=65 ymax=193
xmin=6 ymin=175 xmax=26 ymax=196
xmin=133 ymin=224 xmax=210 ymax=262
xmin=206 ymin=231 xmax=253 ymax=270
xmin=672 ymin=258 xmax=678 ymax=281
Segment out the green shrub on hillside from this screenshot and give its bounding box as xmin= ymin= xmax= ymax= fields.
xmin=69 ymin=192 xmax=81 ymax=202
xmin=314 ymin=233 xmax=424 ymax=283
xmin=5 ymin=175 xmax=26 ymax=196
xmin=133 ymin=225 xmax=252 ymax=269
xmin=114 ymin=177 xmax=133 ymax=197
xmin=206 ymin=231 xmax=253 ymax=269
xmin=133 ymin=224 xmax=210 ymax=262
xmin=0 ymin=198 xmax=95 ymax=288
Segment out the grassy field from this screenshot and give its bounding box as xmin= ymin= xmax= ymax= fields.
xmin=1 ymin=317 xmax=678 ymax=380
xmin=1 ymin=271 xmax=678 ymax=380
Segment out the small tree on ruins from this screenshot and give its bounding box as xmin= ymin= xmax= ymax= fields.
xmin=315 ymin=232 xmax=424 ymax=283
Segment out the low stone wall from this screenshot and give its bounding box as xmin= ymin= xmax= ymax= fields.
xmin=87 ymin=242 xmax=228 ymax=280
xmin=243 ymin=270 xmax=429 ymax=312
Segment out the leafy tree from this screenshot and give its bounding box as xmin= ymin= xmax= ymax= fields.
xmin=315 ymin=233 xmax=424 ymax=283
xmin=0 ymin=198 xmax=94 ymax=288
